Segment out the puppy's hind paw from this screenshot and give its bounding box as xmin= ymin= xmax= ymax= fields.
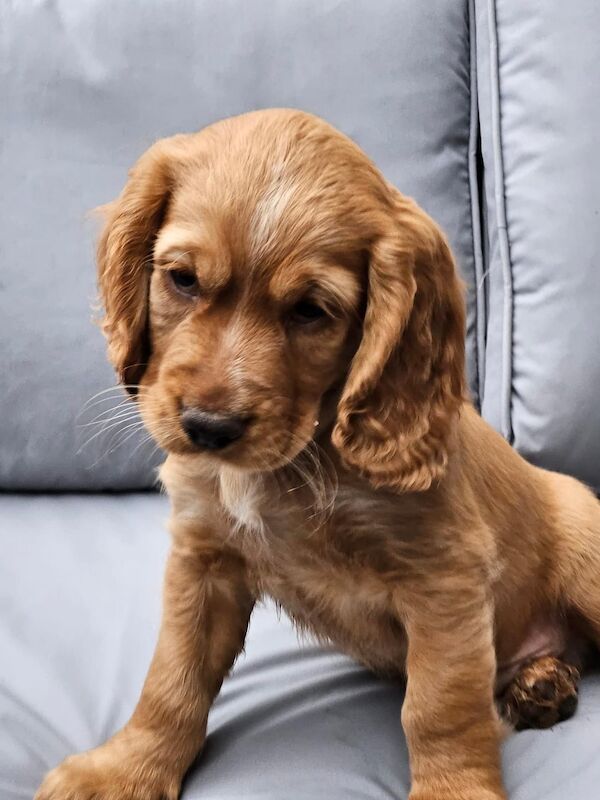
xmin=499 ymin=655 xmax=580 ymax=731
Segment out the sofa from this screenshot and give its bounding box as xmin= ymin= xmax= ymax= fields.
xmin=1 ymin=1 xmax=599 ymax=798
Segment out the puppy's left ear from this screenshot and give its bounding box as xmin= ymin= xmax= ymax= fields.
xmin=332 ymin=192 xmax=466 ymax=492
xmin=96 ymin=134 xmax=189 ymax=393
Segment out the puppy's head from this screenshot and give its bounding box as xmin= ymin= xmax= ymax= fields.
xmin=98 ymin=109 xmax=465 ymax=490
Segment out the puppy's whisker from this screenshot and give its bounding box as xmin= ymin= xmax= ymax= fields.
xmin=256 ymin=433 xmax=337 ymax=537
xmin=105 ymin=422 xmax=149 ymax=455
xmin=78 ymin=415 xmax=145 ymax=453
xmin=77 ymin=396 xmax=135 ymax=421
xmin=283 ymin=433 xmax=338 ymax=527
xmin=83 ymin=424 xmax=142 ymax=468
xmin=79 ymin=384 xmax=144 ymax=409
xmin=129 ymin=432 xmax=162 ymax=463
xmin=82 ymin=410 xmax=141 ymax=433
xmin=79 ymin=406 xmax=141 ymax=428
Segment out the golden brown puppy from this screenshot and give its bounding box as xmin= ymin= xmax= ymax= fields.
xmin=36 ymin=109 xmax=600 ymax=800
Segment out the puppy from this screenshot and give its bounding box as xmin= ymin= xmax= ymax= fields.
xmin=36 ymin=109 xmax=600 ymax=800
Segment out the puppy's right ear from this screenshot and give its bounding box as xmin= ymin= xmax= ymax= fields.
xmin=96 ymin=135 xmax=189 ymax=393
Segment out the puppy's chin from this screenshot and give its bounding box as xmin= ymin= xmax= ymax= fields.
xmin=210 ymin=423 xmax=318 ymax=473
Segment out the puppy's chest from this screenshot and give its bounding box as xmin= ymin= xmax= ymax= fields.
xmin=220 ymin=475 xmax=408 ymax=673
xmin=255 ymin=541 xmax=407 ymax=674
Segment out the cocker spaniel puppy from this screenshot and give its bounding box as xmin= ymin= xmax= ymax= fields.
xmin=37 ymin=109 xmax=600 ymax=800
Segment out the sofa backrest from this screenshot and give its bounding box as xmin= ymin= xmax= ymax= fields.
xmin=476 ymin=0 xmax=600 ymax=493
xmin=0 ymin=0 xmax=481 ymax=490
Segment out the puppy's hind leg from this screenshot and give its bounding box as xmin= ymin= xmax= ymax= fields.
xmin=497 ymin=471 xmax=600 ymax=735
xmin=548 ymin=473 xmax=600 ymax=668
xmin=552 ymin=473 xmax=600 ymax=648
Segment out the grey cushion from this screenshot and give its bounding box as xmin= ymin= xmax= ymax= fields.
xmin=1 ymin=493 xmax=599 ymax=800
xmin=476 ymin=0 xmax=600 ymax=492
xmin=0 ymin=0 xmax=481 ymax=490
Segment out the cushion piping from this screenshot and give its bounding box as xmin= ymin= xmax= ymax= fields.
xmin=468 ymin=0 xmax=486 ymax=409
xmin=484 ymin=0 xmax=514 ymax=442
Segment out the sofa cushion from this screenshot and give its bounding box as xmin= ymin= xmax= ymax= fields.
xmin=1 ymin=493 xmax=600 ymax=799
xmin=0 ymin=0 xmax=481 ymax=490
xmin=476 ymin=0 xmax=600 ymax=492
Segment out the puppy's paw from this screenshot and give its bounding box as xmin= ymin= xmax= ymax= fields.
xmin=409 ymin=773 xmax=507 ymax=800
xmin=410 ymin=788 xmax=506 ymax=800
xmin=499 ymin=655 xmax=579 ymax=731
xmin=34 ymin=749 xmax=181 ymax=800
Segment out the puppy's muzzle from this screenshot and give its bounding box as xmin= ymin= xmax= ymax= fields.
xmin=181 ymin=408 xmax=249 ymax=451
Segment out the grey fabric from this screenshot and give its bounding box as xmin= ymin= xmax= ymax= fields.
xmin=0 ymin=0 xmax=481 ymax=491
xmin=1 ymin=493 xmax=599 ymax=800
xmin=476 ymin=0 xmax=600 ymax=492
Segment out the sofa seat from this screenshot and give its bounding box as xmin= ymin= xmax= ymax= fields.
xmin=1 ymin=493 xmax=599 ymax=800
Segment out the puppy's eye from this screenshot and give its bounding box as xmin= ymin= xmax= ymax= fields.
xmin=169 ymin=269 xmax=200 ymax=297
xmin=289 ymin=299 xmax=328 ymax=325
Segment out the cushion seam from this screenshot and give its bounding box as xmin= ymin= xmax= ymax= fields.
xmin=485 ymin=0 xmax=514 ymax=443
xmin=467 ymin=0 xmax=486 ymax=410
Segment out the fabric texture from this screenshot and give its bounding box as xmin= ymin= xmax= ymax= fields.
xmin=476 ymin=0 xmax=600 ymax=492
xmin=0 ymin=0 xmax=480 ymax=490
xmin=1 ymin=494 xmax=599 ymax=800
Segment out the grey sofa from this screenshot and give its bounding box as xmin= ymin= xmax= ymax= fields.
xmin=1 ymin=2 xmax=599 ymax=798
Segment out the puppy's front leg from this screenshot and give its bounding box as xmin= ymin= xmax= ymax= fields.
xmin=402 ymin=591 xmax=506 ymax=800
xmin=35 ymin=521 xmax=254 ymax=800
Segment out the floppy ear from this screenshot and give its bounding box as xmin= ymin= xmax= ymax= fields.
xmin=96 ymin=135 xmax=188 ymax=392
xmin=332 ymin=193 xmax=466 ymax=492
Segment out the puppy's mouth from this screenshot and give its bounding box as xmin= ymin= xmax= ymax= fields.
xmin=153 ymin=408 xmax=319 ymax=473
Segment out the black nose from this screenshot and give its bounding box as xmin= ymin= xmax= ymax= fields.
xmin=181 ymin=409 xmax=248 ymax=451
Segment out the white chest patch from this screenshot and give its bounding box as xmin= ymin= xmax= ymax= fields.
xmin=219 ymin=468 xmax=267 ymax=536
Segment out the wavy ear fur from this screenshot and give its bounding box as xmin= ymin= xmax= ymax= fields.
xmin=332 ymin=192 xmax=466 ymax=492
xmin=96 ymin=135 xmax=189 ymax=392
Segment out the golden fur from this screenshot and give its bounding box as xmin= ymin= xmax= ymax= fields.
xmin=37 ymin=109 xmax=600 ymax=800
